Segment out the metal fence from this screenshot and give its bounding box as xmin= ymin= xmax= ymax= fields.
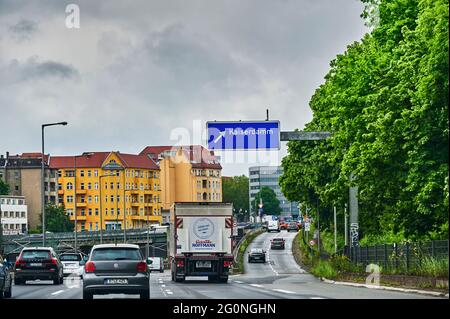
xmin=347 ymin=240 xmax=449 ymax=272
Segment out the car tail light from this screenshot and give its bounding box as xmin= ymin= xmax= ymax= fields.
xmin=137 ymin=262 xmax=148 ymax=273
xmin=15 ymin=259 xmax=26 ymax=267
xmin=223 ymin=260 xmax=232 ymax=267
xmin=85 ymin=261 xmax=96 ymax=273
xmin=176 ymin=260 xmax=184 ymax=268
xmin=51 ymin=258 xmax=58 ymax=265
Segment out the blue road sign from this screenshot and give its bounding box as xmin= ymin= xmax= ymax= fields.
xmin=207 ymin=121 xmax=280 ymax=150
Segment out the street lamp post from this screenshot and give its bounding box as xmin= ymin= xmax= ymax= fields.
xmin=42 ymin=122 xmax=68 ymax=246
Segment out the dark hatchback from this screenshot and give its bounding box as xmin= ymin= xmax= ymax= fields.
xmin=270 ymin=238 xmax=285 ymax=250
xmin=287 ymin=222 xmax=299 ymax=232
xmin=248 ymin=248 xmax=266 ymax=263
xmin=82 ymin=244 xmax=150 ymax=300
xmin=13 ymin=247 xmax=64 ymax=285
xmin=0 ymin=254 xmax=13 ymax=299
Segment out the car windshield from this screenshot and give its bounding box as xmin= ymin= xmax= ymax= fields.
xmin=91 ymin=248 xmax=142 ymax=261
xmin=251 ymin=249 xmax=263 ymax=253
xmin=273 ymin=238 xmax=284 ymax=242
xmin=60 ymin=254 xmax=81 ymax=261
xmin=21 ymin=250 xmax=50 ymax=259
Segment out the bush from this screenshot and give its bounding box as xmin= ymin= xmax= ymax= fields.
xmin=415 ymin=257 xmax=449 ymax=278
xmin=311 ymin=260 xmax=338 ymax=279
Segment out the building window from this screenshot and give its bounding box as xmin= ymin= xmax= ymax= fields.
xmin=88 ymin=183 xmax=92 ymax=190
xmin=95 ymin=196 xmax=99 ymax=203
xmin=88 ymin=196 xmax=92 ymax=204
xmin=95 ymin=208 xmax=99 ymax=216
xmin=88 ymin=208 xmax=92 ymax=216
xmin=105 ymin=196 xmax=108 ymax=203
xmin=80 ymin=170 xmax=85 ymax=177
xmin=67 ymin=182 xmax=73 ymax=190
xmin=66 ymin=209 xmax=73 ymax=216
xmin=87 ymin=170 xmax=92 ymax=177
xmin=94 ymin=183 xmax=99 ymax=190
xmin=58 ymin=183 xmax=62 ymax=191
xmin=117 ymin=196 xmax=121 ymax=203
xmin=95 ymin=222 xmax=98 ymax=231
xmin=111 ymin=208 xmax=115 ymax=215
xmin=58 ymin=170 xmax=62 ymax=178
xmin=110 ymin=182 xmax=114 ymax=190
xmin=89 ymin=223 xmax=92 ymax=231
xmin=81 ymin=209 xmax=85 ymax=216
xmin=110 ymin=195 xmax=114 ymax=202
xmin=80 ymin=183 xmax=85 ymax=190
xmin=81 ymin=223 xmax=85 ymax=232
xmin=67 ymin=196 xmax=73 ymax=203
xmin=105 ymin=208 xmax=108 ymax=215
xmin=140 ymin=196 xmax=144 ymax=203
xmin=94 ymin=170 xmax=98 ymax=177
xmin=117 ymin=208 xmax=120 ymax=216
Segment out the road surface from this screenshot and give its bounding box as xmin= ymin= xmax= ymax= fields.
xmin=11 ymin=230 xmax=444 ymax=299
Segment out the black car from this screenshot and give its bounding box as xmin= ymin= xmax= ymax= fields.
xmin=0 ymin=254 xmax=13 ymax=299
xmin=248 ymin=248 xmax=266 ymax=263
xmin=287 ymin=222 xmax=299 ymax=232
xmin=14 ymin=247 xmax=64 ymax=285
xmin=270 ymin=238 xmax=285 ymax=250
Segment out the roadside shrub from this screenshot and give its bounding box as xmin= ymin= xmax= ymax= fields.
xmin=311 ymin=260 xmax=338 ymax=279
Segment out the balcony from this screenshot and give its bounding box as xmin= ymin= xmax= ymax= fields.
xmin=104 ymin=215 xmax=119 ymax=221
xmin=70 ymin=215 xmax=86 ymax=221
xmin=130 ymin=215 xmax=146 ymax=221
xmin=58 ymin=189 xmax=64 ymax=195
xmin=76 ymin=189 xmax=87 ymax=194
xmin=131 ymin=202 xmax=140 ymax=207
xmin=76 ymin=202 xmax=87 ymax=207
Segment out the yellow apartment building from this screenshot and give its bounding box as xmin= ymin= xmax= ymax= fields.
xmin=139 ymin=145 xmax=222 ymax=211
xmin=50 ymin=151 xmax=162 ymax=232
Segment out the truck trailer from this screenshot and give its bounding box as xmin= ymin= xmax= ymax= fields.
xmin=169 ymin=202 xmax=234 ymax=283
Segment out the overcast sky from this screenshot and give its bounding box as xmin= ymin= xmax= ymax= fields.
xmin=0 ymin=0 xmax=368 ymax=176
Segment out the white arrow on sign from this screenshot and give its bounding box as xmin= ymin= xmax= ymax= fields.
xmin=213 ymin=131 xmax=226 ymax=143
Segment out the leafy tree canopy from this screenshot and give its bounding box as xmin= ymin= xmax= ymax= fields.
xmin=252 ymin=187 xmax=282 ymax=216
xmin=280 ymin=0 xmax=448 ymax=242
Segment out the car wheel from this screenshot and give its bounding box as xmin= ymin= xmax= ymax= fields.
xmin=53 ymin=275 xmax=61 ymax=285
xmin=4 ymin=284 xmax=12 ymax=299
xmin=208 ymin=275 xmax=218 ymax=282
xmin=140 ymin=291 xmax=150 ymax=299
xmin=160 ymin=269 xmax=164 ymax=273
xmin=14 ymin=278 xmax=23 ymax=285
xmin=82 ymin=290 xmax=93 ymax=300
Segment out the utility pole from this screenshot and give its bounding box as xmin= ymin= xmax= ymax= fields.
xmin=333 ymin=205 xmax=337 ymax=254
xmin=344 ymin=204 xmax=348 ymax=247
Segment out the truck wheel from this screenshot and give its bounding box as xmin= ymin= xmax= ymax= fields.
xmin=218 ymin=276 xmax=228 ymax=283
xmin=175 ymin=277 xmax=185 ymax=283
xmin=140 ymin=290 xmax=150 ymax=299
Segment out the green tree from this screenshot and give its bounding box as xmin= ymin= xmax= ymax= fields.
xmin=222 ymin=175 xmax=249 ymax=221
xmin=38 ymin=204 xmax=74 ymax=233
xmin=251 ymin=187 xmax=281 ymax=216
xmin=0 ymin=179 xmax=9 ymax=195
xmin=280 ymin=0 xmax=448 ymax=243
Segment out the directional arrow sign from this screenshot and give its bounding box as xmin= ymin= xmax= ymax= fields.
xmin=207 ymin=121 xmax=280 ymax=150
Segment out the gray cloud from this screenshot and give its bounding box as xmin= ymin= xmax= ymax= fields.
xmin=9 ymin=19 xmax=37 ymax=41
xmin=1 ymin=57 xmax=80 ymax=84
xmin=0 ymin=0 xmax=368 ymax=176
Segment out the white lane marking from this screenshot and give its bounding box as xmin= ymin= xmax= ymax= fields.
xmin=250 ymin=284 xmax=263 ymax=288
xmin=166 ymin=291 xmax=174 ymax=295
xmin=310 ymin=297 xmax=325 ymax=299
xmin=51 ymin=290 xmax=65 ymax=296
xmin=161 ymin=284 xmax=166 ymax=287
xmin=272 ymin=289 xmax=296 ymax=294
xmin=234 ymin=280 xmax=244 ymax=284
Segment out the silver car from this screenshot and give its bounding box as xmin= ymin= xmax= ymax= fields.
xmin=82 ymin=244 xmax=151 ymax=299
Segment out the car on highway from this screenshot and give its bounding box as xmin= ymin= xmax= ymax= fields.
xmin=247 ymin=248 xmax=266 ymax=263
xmin=148 ymin=257 xmax=164 ymax=273
xmin=0 ymin=254 xmax=13 ymax=299
xmin=82 ymin=244 xmax=151 ymax=300
xmin=270 ymin=238 xmax=286 ymax=250
xmin=267 ymin=220 xmax=280 ymax=232
xmin=13 ymin=247 xmax=64 ymax=285
xmin=60 ymin=252 xmax=86 ymax=278
xmin=287 ymin=222 xmax=299 ymax=232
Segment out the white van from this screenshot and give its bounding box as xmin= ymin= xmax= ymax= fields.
xmin=148 ymin=257 xmax=164 ymax=273
xmin=267 ymin=220 xmax=280 ymax=232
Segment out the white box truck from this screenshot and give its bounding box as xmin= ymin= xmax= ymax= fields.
xmin=169 ymin=202 xmax=234 ymax=283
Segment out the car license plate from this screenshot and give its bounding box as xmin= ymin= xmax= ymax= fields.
xmin=30 ymin=263 xmax=42 ymax=267
xmin=105 ymin=278 xmax=128 ymax=285
xmin=196 ymin=261 xmax=211 ymax=268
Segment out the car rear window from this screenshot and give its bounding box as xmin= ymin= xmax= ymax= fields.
xmin=21 ymin=250 xmax=51 ymax=259
xmin=60 ymin=254 xmax=81 ymax=261
xmin=273 ymin=238 xmax=284 ymax=241
xmin=91 ymin=248 xmax=142 ymax=261
xmin=251 ymin=249 xmax=263 ymax=253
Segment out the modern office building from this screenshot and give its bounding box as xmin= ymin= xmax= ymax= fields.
xmin=249 ymin=166 xmax=299 ymax=217
xmin=0 ymin=195 xmax=28 ymax=235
